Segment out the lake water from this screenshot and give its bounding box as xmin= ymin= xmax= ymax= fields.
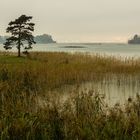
xmin=79 ymin=75 xmax=140 ymax=106
xmin=56 ymin=74 xmax=140 ymax=106
xmin=0 ymin=43 xmax=140 ymax=58
xmin=1 ymin=43 xmax=140 ymax=106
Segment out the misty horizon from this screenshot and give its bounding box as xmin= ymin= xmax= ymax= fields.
xmin=0 ymin=0 xmax=140 ymax=43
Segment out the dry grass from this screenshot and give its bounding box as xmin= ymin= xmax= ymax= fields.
xmin=0 ymin=52 xmax=140 ymax=139
xmin=1 ymin=52 xmax=140 ymax=91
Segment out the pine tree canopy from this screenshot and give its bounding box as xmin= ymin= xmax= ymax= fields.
xmin=4 ymin=15 xmax=36 ymax=57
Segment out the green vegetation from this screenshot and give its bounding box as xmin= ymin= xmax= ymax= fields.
xmin=4 ymin=15 xmax=35 ymax=57
xmin=0 ymin=55 xmax=27 ymax=64
xmin=0 ymin=52 xmax=140 ymax=139
xmin=1 ymin=52 xmax=140 ymax=90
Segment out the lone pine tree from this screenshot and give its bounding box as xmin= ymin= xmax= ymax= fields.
xmin=4 ymin=15 xmax=36 ymax=57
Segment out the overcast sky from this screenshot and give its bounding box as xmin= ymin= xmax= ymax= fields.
xmin=0 ymin=0 xmax=140 ymax=42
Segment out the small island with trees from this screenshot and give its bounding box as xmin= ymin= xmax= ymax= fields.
xmin=35 ymin=34 xmax=56 ymax=44
xmin=128 ymin=34 xmax=140 ymax=44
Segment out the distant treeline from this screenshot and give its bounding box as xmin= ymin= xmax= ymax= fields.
xmin=0 ymin=34 xmax=56 ymax=44
xmin=128 ymin=34 xmax=140 ymax=44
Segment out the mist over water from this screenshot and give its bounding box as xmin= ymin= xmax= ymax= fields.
xmin=0 ymin=43 xmax=140 ymax=58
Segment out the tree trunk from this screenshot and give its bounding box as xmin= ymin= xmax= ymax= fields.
xmin=18 ymin=30 xmax=21 ymax=57
xmin=18 ymin=45 xmax=20 ymax=57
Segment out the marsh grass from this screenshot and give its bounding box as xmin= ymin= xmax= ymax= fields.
xmin=1 ymin=52 xmax=140 ymax=91
xmin=0 ymin=52 xmax=140 ymax=139
xmin=0 ymin=87 xmax=140 ymax=139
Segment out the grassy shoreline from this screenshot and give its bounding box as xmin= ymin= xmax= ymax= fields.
xmin=0 ymin=52 xmax=140 ymax=139
xmin=1 ymin=52 xmax=140 ymax=89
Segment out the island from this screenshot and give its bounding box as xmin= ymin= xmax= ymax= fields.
xmin=0 ymin=34 xmax=56 ymax=44
xmin=128 ymin=34 xmax=140 ymax=44
xmin=35 ymin=34 xmax=56 ymax=44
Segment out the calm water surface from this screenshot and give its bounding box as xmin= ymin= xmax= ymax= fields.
xmin=0 ymin=43 xmax=140 ymax=58
xmin=57 ymin=74 xmax=140 ymax=106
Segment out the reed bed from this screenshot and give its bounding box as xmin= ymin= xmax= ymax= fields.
xmin=0 ymin=52 xmax=140 ymax=91
xmin=0 ymin=52 xmax=140 ymax=139
xmin=0 ymin=86 xmax=140 ymax=139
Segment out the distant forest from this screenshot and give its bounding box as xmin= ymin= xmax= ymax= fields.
xmin=0 ymin=34 xmax=56 ymax=44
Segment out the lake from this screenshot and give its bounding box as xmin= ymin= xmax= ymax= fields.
xmin=0 ymin=43 xmax=140 ymax=58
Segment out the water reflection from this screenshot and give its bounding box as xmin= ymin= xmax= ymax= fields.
xmin=81 ymin=75 xmax=140 ymax=106
xmin=58 ymin=74 xmax=140 ymax=106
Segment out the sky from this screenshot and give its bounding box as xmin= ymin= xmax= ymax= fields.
xmin=0 ymin=0 xmax=140 ymax=43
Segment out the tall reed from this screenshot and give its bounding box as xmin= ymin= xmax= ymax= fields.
xmin=0 ymin=52 xmax=140 ymax=139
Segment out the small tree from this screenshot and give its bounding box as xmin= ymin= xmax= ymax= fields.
xmin=4 ymin=15 xmax=36 ymax=57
